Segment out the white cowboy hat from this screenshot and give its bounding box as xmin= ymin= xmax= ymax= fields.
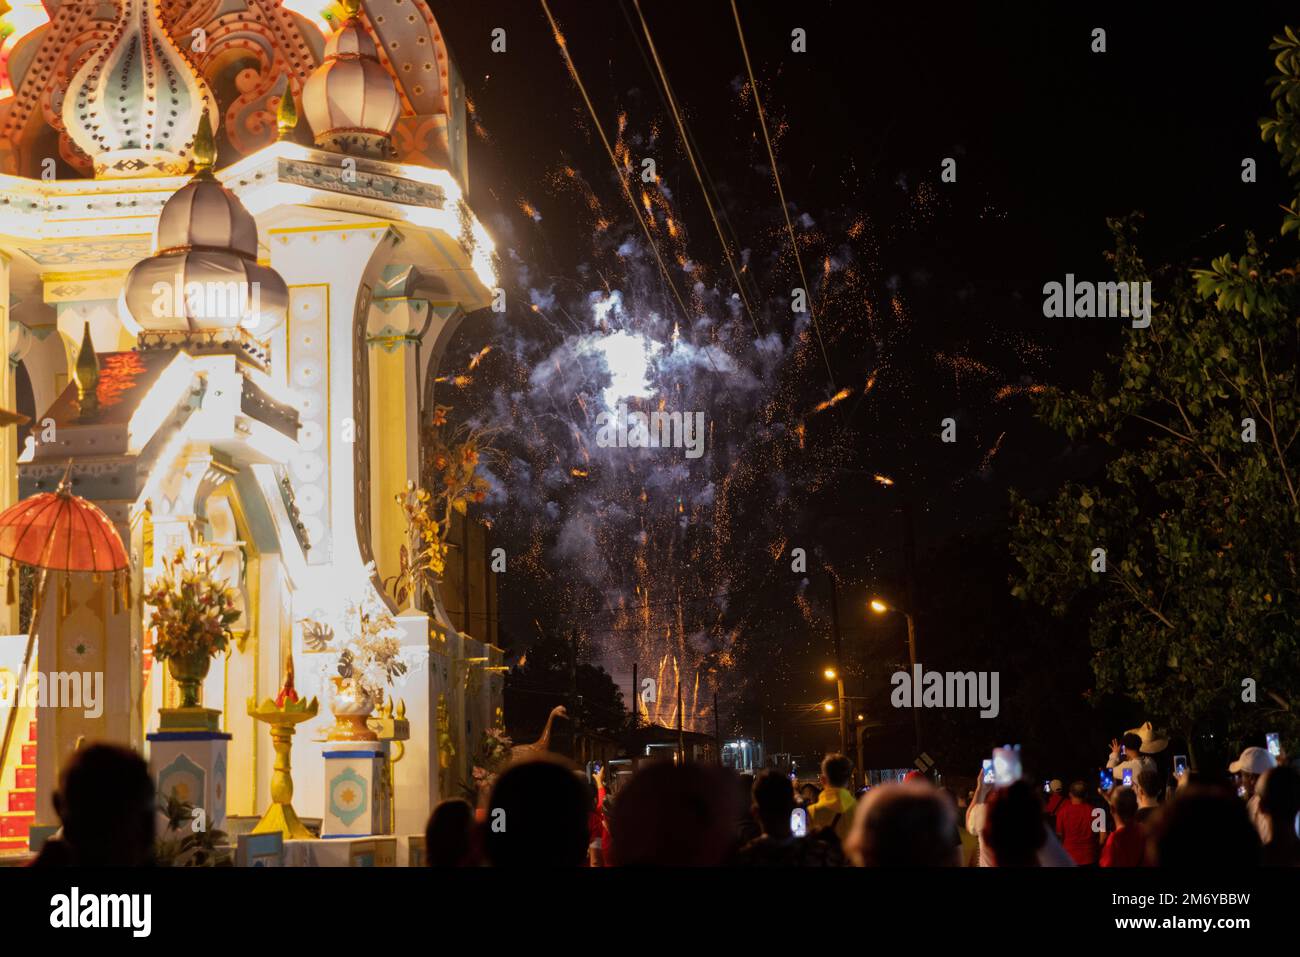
xmin=1126 ymin=721 xmax=1169 ymax=754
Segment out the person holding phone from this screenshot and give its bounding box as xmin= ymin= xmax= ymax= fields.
xmin=965 ymin=764 xmax=995 ymax=866
xmin=1107 ymin=732 xmax=1154 ymax=787
xmin=1229 ymin=746 xmax=1278 ymax=842
xmin=735 ymin=769 xmax=843 ymax=866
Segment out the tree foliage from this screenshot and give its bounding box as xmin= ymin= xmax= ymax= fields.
xmin=1010 ymin=30 xmax=1300 ymax=751
xmin=503 ymin=630 xmax=630 ymax=741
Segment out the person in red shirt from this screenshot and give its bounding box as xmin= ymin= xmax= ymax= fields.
xmin=1055 ymin=780 xmax=1100 ymax=865
xmin=586 ymin=765 xmax=612 ymax=866
xmin=1100 ymin=787 xmax=1147 ymax=867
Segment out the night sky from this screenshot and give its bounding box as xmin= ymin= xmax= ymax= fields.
xmin=426 ymin=1 xmax=1295 ymax=772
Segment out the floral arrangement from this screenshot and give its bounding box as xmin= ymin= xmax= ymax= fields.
xmin=468 ymin=723 xmax=513 ymax=799
xmin=324 ymin=585 xmax=408 ymax=701
xmin=143 ymin=548 xmax=241 ymax=662
xmin=384 ymin=405 xmax=494 ymax=609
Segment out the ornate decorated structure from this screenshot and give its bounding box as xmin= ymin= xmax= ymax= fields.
xmin=0 ymin=0 xmax=501 ymax=858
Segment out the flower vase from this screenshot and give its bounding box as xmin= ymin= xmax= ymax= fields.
xmin=168 ymin=648 xmax=212 ymax=709
xmin=328 ymin=677 xmax=378 ymax=741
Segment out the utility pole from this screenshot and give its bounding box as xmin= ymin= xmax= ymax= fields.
xmin=568 ymin=630 xmax=579 ymax=760
xmin=901 ymin=502 xmax=921 ymax=758
xmin=829 ymin=575 xmax=848 ymax=757
xmin=676 ymin=677 xmax=685 ymax=764
xmin=905 ymin=611 xmax=920 ymax=758
xmin=713 ymin=691 xmax=721 ymax=764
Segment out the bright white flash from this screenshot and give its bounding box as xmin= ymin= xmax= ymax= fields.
xmin=590 ymin=330 xmax=654 ymax=407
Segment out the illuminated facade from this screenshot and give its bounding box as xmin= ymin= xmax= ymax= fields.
xmin=0 ymin=0 xmax=501 ymax=854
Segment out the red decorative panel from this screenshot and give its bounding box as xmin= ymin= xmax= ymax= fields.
xmin=0 ymin=813 xmax=33 ymax=838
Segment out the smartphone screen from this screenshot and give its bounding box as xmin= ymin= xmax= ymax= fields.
xmin=790 ymin=807 xmax=807 ymax=837
xmin=982 ymin=759 xmax=994 ymax=784
xmin=1100 ymin=769 xmax=1114 ymax=791
xmin=1174 ymin=755 xmax=1188 ymax=776
xmin=1043 ymin=781 xmax=1050 ymax=794
xmin=1122 ymin=768 xmax=1133 ymax=788
xmin=1267 ymin=733 xmax=1281 ymax=758
xmin=992 ymin=746 xmax=1021 ymax=786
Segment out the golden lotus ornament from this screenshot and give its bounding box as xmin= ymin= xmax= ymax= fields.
xmin=247 ymin=694 xmax=319 ymax=840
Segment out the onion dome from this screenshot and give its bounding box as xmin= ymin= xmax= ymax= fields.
xmin=302 ymin=0 xmax=402 ymax=158
xmin=61 ymin=0 xmax=218 ymax=179
xmin=122 ymin=115 xmax=288 ymax=339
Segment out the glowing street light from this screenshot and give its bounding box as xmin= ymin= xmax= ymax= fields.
xmin=823 ymin=667 xmax=838 ymax=680
xmin=823 ymin=701 xmax=835 ymax=713
xmin=870 ymin=595 xmax=920 ymax=755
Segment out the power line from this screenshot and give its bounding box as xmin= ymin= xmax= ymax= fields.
xmin=730 ymin=0 xmax=836 ymax=389
xmin=630 ymin=0 xmax=762 ymax=340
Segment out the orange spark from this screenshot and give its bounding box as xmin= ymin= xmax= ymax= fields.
xmin=811 ymin=387 xmax=853 ymax=415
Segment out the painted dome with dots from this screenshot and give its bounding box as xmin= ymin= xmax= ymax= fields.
xmin=302 ymin=1 xmax=402 ymax=159
xmin=59 ymin=0 xmax=218 ymax=179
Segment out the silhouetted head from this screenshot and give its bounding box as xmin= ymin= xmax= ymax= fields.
xmin=821 ymin=753 xmax=853 ymax=789
xmin=1258 ymin=766 xmax=1300 ymax=842
xmin=425 ymin=797 xmax=476 ymax=867
xmin=1151 ymin=785 xmax=1261 ymax=868
xmin=751 ymin=769 xmax=796 ymax=837
xmin=845 ymin=783 xmax=959 ymax=867
xmin=610 ymin=762 xmax=738 ymax=866
xmin=53 ymin=743 xmax=155 ymax=867
xmin=984 ymin=781 xmax=1046 ymax=867
xmin=1112 ymin=786 xmax=1138 ymax=826
xmin=1135 ymin=766 xmax=1161 ymax=802
xmin=1122 ymin=732 xmax=1143 ymax=754
xmin=736 ymin=773 xmax=755 ymax=816
xmin=1068 ymin=779 xmax=1087 ymax=802
xmin=482 ymin=755 xmax=589 ymax=867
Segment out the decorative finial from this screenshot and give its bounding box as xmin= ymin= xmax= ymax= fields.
xmin=340 ymin=0 xmax=361 ymax=19
xmin=276 ymin=86 xmax=298 ymax=141
xmin=73 ymin=322 xmax=99 ymax=418
xmin=193 ymin=111 xmax=216 ymax=177
xmin=276 ymin=648 xmax=299 ymax=707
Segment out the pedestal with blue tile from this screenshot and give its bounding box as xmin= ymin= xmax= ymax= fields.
xmin=147 ymin=730 xmax=232 ymax=835
xmin=322 ymin=743 xmax=390 ymax=838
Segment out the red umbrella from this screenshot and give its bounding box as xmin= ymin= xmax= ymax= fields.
xmin=0 ymin=467 xmax=130 ymax=794
xmin=0 ymin=485 xmax=129 ymax=574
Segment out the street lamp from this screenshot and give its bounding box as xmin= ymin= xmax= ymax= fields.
xmin=822 ymin=667 xmax=847 ymax=753
xmin=822 ymin=701 xmax=835 ymax=713
xmin=870 ymin=596 xmax=921 ymax=756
